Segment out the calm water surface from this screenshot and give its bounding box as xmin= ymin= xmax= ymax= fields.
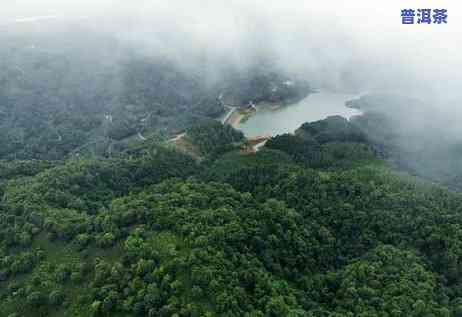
xmin=237 ymin=91 xmax=362 ymax=137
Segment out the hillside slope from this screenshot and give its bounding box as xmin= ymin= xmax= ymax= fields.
xmin=0 ymin=120 xmax=461 ymax=316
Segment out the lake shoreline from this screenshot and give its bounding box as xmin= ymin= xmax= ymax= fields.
xmin=235 ymin=91 xmax=363 ymax=138
xmin=223 ymin=89 xmax=316 ymax=128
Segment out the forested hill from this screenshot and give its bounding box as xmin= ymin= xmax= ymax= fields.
xmin=0 ymin=30 xmax=311 ymax=161
xmin=349 ymin=94 xmax=462 ymax=191
xmin=2 ymin=115 xmax=462 ymax=316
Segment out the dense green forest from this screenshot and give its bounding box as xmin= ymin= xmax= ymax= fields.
xmin=1 ymin=114 xmax=462 ymax=316
xmin=3 ymin=27 xmax=462 ymax=317
xmin=185 ymin=120 xmax=245 ymax=156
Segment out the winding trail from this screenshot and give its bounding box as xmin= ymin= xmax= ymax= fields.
xmin=168 ymin=132 xmax=186 ymax=143
xmin=221 ymin=106 xmax=237 ymax=124
xmin=137 ymin=132 xmax=147 ymax=141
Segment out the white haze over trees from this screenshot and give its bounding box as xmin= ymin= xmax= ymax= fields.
xmin=3 ymin=0 xmax=461 ymax=97
xmin=2 ymin=0 xmax=462 ymax=146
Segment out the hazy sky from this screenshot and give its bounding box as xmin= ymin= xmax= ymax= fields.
xmin=2 ymin=0 xmax=461 ymax=99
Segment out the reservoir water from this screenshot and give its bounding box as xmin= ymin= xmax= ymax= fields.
xmin=236 ymin=91 xmax=362 ymax=137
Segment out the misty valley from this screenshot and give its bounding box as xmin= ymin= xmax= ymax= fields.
xmin=1 ymin=8 xmax=462 ymax=317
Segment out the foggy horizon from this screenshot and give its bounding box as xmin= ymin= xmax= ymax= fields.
xmin=2 ymin=0 xmax=461 ymax=100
